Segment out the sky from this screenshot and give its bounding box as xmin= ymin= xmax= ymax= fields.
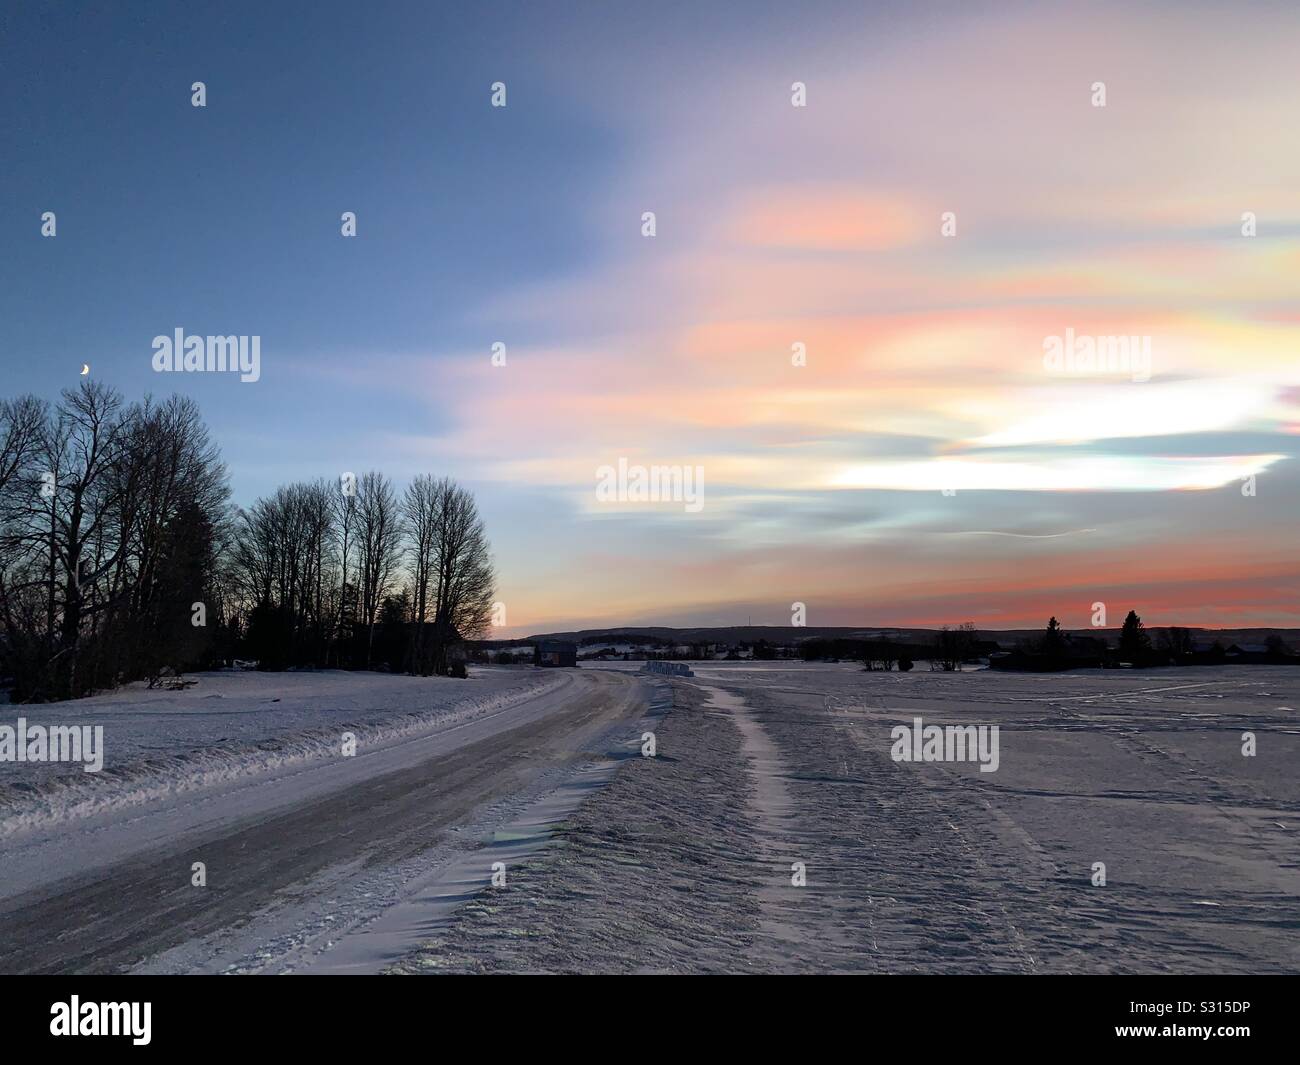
xmin=2 ymin=0 xmax=1298 ymax=634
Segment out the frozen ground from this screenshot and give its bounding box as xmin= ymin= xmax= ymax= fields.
xmin=0 ymin=667 xmax=556 ymax=837
xmin=394 ymin=663 xmax=1300 ymax=974
xmin=4 ymin=662 xmax=1294 ymax=974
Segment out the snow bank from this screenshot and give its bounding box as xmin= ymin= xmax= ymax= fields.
xmin=0 ymin=667 xmax=558 ymax=838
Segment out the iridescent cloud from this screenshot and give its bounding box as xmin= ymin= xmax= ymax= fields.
xmin=408 ymin=4 xmax=1300 ymax=631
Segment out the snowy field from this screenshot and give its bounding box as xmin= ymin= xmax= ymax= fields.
xmin=3 ymin=661 xmax=1294 ymax=974
xmin=0 ymin=666 xmax=556 ymax=837
xmin=397 ymin=663 xmax=1300 ymax=974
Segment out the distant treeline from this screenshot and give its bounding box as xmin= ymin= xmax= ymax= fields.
xmin=994 ymin=613 xmax=1296 ymax=671
xmin=799 ymin=631 xmax=966 ymax=671
xmin=0 ymin=384 xmax=494 ymax=702
xmin=799 ymin=613 xmax=1297 ymax=672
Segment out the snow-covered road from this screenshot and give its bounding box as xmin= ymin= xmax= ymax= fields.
xmin=0 ymin=667 xmax=654 ymax=973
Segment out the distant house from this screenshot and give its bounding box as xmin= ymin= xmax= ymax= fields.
xmin=989 ymin=634 xmax=1106 ymax=672
xmin=534 ymin=640 xmax=578 ymax=667
xmin=1226 ymin=642 xmax=1290 ymax=664
xmin=1067 ymin=634 xmax=1108 ymax=664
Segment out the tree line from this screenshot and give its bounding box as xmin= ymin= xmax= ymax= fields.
xmin=1025 ymin=610 xmax=1292 ymax=669
xmin=799 ymin=612 xmax=1294 ymax=673
xmin=0 ymin=383 xmax=495 ymax=702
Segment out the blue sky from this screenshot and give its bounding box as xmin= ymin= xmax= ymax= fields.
xmin=4 ymin=1 xmax=1298 ymax=632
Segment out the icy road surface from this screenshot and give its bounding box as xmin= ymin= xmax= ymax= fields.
xmin=0 ymin=667 xmax=653 ymax=973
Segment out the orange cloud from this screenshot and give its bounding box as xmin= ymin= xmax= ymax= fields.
xmin=722 ymin=185 xmax=927 ymax=252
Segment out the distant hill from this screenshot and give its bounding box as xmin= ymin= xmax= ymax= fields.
xmin=476 ymin=624 xmax=1300 ymax=650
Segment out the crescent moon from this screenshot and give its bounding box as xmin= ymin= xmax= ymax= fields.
xmin=80 ymin=364 xmax=89 ymax=375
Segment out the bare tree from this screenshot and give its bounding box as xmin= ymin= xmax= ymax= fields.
xmin=0 ymin=385 xmax=228 ymax=699
xmin=35 ymin=383 xmax=127 ymax=695
xmin=229 ymin=478 xmax=340 ymax=667
xmin=113 ymin=395 xmax=229 ymax=681
xmin=402 ymin=474 xmax=439 ymax=673
xmin=356 ymin=471 xmax=403 ymax=668
xmin=331 ymin=483 xmax=357 ymax=667
xmin=932 ymin=622 xmax=977 ymax=672
xmin=428 ymin=479 xmax=495 ymax=675
xmin=0 ymin=396 xmax=45 ymax=496
xmin=4 ymin=384 xmax=499 ymax=690
xmin=864 ymin=633 xmax=898 ymax=671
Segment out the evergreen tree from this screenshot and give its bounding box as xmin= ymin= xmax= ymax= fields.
xmin=1119 ymin=609 xmax=1151 ymax=664
xmin=1042 ymin=616 xmax=1066 ymax=658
